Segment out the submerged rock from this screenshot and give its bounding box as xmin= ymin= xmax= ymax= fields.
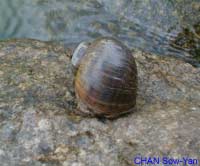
xmin=170 ymin=22 xmax=200 ymax=65
xmin=0 ymin=39 xmax=200 ymax=166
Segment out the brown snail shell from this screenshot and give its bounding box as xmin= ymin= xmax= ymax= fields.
xmin=72 ymin=37 xmax=137 ymax=119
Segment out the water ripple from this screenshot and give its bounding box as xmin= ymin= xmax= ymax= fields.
xmin=0 ymin=0 xmax=199 ymax=65
xmin=0 ymin=0 xmax=23 ymax=39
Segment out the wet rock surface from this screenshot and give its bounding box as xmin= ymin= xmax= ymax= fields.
xmin=0 ymin=39 xmax=200 ymax=166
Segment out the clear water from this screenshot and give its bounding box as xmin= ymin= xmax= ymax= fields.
xmin=0 ymin=0 xmax=199 ymax=65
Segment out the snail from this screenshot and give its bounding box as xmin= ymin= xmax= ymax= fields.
xmin=71 ymin=37 xmax=137 ymax=119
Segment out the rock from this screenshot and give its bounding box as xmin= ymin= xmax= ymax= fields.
xmin=0 ymin=39 xmax=200 ymax=166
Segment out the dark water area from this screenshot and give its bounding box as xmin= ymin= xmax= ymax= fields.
xmin=0 ymin=0 xmax=199 ymax=66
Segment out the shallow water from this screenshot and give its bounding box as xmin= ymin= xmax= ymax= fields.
xmin=0 ymin=0 xmax=199 ymax=65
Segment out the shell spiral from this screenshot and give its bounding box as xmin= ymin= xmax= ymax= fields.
xmin=74 ymin=37 xmax=137 ymax=119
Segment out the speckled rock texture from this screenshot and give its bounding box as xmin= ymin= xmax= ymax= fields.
xmin=0 ymin=39 xmax=200 ymax=166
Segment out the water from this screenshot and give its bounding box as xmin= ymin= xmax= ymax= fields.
xmin=0 ymin=0 xmax=199 ymax=66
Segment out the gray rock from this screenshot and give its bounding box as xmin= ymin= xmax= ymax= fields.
xmin=0 ymin=39 xmax=200 ymax=166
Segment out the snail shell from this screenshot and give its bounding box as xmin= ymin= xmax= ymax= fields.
xmin=72 ymin=37 xmax=137 ymax=119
